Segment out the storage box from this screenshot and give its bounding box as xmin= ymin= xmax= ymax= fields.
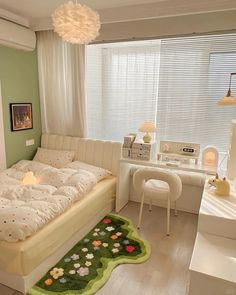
xmin=131 ymin=141 xmax=157 ymax=160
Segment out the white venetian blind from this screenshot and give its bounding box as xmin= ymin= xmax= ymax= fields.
xmin=86 ymin=34 xmax=236 ymax=153
xmin=157 ymin=34 xmax=236 ymax=152
xmin=86 ymin=40 xmax=160 ymax=141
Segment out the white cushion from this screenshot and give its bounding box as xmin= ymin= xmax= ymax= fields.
xmin=145 ymin=179 xmax=169 ymax=200
xmin=65 ymin=161 xmax=111 ymax=182
xmin=33 ymin=148 xmax=75 ymax=168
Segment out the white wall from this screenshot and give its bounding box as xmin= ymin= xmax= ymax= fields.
xmin=0 ymin=82 xmax=6 ymax=171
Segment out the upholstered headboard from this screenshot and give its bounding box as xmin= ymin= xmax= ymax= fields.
xmin=41 ymin=134 xmax=122 ymax=176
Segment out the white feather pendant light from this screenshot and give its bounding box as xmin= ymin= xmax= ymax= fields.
xmin=52 ymin=1 xmax=101 ymax=44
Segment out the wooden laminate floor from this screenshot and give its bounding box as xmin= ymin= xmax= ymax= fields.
xmin=0 ymin=202 xmax=198 ymax=295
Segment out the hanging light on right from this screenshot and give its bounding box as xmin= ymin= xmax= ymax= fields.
xmin=217 ymin=72 xmax=236 ymax=105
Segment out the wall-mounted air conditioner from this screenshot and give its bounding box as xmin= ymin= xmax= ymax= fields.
xmin=0 ymin=18 xmax=36 ymax=51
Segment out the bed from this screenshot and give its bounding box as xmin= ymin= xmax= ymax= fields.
xmin=0 ymin=133 xmax=122 ymax=294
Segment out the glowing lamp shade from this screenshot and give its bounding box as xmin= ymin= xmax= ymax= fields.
xmin=22 ymin=172 xmax=38 ymax=186
xmin=52 ymin=1 xmax=101 ymax=44
xmin=138 ymin=122 xmax=156 ymax=143
xmin=217 ymin=73 xmax=236 ymax=106
xmin=202 ymin=146 xmax=219 ymax=167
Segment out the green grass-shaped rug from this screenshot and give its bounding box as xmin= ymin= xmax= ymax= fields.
xmin=29 ymin=214 xmax=151 ymax=295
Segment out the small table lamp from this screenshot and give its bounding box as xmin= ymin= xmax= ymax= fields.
xmin=22 ymin=172 xmax=38 ymax=186
xmin=138 ymin=122 xmax=156 ymax=143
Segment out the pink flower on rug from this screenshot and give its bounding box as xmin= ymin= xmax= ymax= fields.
xmin=125 ymin=245 xmax=135 ymax=253
xmin=102 ymin=218 xmax=112 ymax=224
xmin=111 ymin=248 xmax=119 ymax=254
xmin=77 ymin=267 xmax=89 ymax=276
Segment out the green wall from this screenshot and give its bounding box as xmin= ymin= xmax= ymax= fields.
xmin=0 ymin=45 xmax=42 ymax=167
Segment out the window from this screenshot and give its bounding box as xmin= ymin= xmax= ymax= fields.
xmin=86 ymin=40 xmax=160 ymax=141
xmin=86 ymin=34 xmax=236 ymax=154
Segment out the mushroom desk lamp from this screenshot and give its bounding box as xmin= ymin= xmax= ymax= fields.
xmin=139 ymin=122 xmax=156 ymax=143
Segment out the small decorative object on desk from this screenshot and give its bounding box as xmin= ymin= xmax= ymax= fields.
xmin=208 ymin=174 xmax=230 ymax=196
xmin=138 ymin=122 xmax=156 ymax=143
xmin=122 ymin=134 xmax=136 ymax=158
xmin=131 ymin=141 xmax=157 ymax=161
xmin=202 ymin=146 xmax=219 ymax=167
xmin=157 ymin=140 xmax=200 ymax=164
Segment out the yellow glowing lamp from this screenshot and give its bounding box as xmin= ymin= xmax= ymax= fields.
xmin=138 ymin=122 xmax=157 ymax=143
xmin=22 ymin=172 xmax=38 ymax=186
xmin=202 ymin=146 xmax=219 ymax=167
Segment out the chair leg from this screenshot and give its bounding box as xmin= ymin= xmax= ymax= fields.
xmin=149 ymin=198 xmax=152 ymax=212
xmin=137 ymin=193 xmax=145 ymax=229
xmin=174 ymin=201 xmax=178 ymax=216
xmin=167 ymin=197 xmax=170 ymax=236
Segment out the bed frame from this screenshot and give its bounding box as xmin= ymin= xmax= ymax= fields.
xmin=0 ymin=134 xmax=122 ymax=294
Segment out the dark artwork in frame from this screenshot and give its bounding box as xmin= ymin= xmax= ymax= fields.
xmin=10 ymin=103 xmax=33 ymax=131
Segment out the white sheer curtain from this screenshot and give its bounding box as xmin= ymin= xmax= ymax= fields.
xmin=86 ymin=41 xmax=160 ymax=141
xmin=37 ymin=30 xmax=86 ymax=137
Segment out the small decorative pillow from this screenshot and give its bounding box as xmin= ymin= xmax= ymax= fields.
xmin=65 ymin=161 xmax=112 ymax=182
xmin=33 ymin=147 xmax=75 ymax=168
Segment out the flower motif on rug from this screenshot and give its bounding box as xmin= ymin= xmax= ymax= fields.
xmin=77 ymin=267 xmax=89 ymax=277
xmin=30 ymin=214 xmax=151 ymax=295
xmin=49 ymin=268 xmax=64 ymax=280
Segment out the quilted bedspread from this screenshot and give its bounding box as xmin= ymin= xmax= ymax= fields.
xmin=0 ymin=160 xmax=97 ymax=242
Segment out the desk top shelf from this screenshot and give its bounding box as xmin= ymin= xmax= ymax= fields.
xmin=120 ymin=157 xmax=217 ymax=175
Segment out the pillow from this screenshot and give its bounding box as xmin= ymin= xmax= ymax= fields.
xmin=65 ymin=161 xmax=111 ymax=182
xmin=33 ymin=147 xmax=75 ymax=168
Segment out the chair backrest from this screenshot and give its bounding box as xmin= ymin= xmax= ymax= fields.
xmin=133 ymin=167 xmax=182 ymax=201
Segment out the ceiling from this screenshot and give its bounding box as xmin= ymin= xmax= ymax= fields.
xmin=1 ymin=0 xmax=236 ymax=30
xmin=0 ymin=0 xmax=163 ymax=18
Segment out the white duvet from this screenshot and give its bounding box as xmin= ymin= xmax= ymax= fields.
xmin=0 ymin=160 xmax=97 ymax=242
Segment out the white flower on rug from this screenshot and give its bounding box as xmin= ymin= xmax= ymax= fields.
xmin=93 ymin=232 xmax=98 ymax=236
xmin=94 ymin=228 xmax=100 ymax=232
xmin=86 ymin=253 xmax=94 ymax=259
xmin=74 ymin=263 xmax=81 ymax=268
xmin=77 ymin=267 xmax=89 ymax=276
xmin=114 ymin=243 xmax=120 ymax=248
xmin=69 ymin=270 xmax=76 ymax=275
xmin=71 ymin=254 xmax=80 ymax=260
xmin=59 ymin=278 xmax=67 ymax=284
xmin=116 ymin=232 xmax=122 ymax=236
xmin=102 ymin=242 xmax=109 ymax=247
xmin=82 ymin=247 xmax=88 ymax=252
xmin=85 ymin=261 xmax=92 ymax=267
xmin=50 ymin=267 xmax=64 ymax=279
xmin=106 ymin=226 xmax=115 ymax=232
xmin=111 ymin=248 xmax=119 ymax=254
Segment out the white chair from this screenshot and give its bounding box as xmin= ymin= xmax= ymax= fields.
xmin=133 ymin=167 xmax=182 ymax=236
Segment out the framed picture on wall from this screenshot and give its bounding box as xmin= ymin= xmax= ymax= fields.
xmin=10 ymin=103 xmax=33 ymax=131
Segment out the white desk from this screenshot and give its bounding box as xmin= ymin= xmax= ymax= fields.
xmin=116 ymin=157 xmax=217 ymax=212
